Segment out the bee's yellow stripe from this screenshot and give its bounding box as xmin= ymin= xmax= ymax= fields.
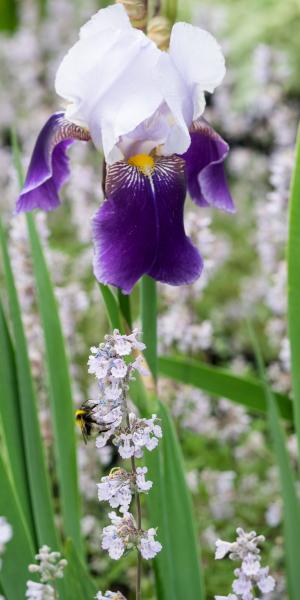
xmin=75 ymin=409 xmax=86 ymax=418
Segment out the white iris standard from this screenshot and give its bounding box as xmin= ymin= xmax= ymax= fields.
xmin=55 ymin=3 xmax=225 ymax=163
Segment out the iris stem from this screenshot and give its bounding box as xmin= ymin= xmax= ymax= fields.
xmin=141 ymin=276 xmax=158 ymax=382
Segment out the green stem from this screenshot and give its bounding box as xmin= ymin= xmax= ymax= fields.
xmin=118 ymin=288 xmax=132 ymax=330
xmin=141 ymin=276 xmax=157 ymax=382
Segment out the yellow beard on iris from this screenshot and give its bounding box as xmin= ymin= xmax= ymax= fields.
xmin=128 ymin=153 xmax=155 ymax=176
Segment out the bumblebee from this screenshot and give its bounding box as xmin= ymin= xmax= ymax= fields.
xmin=75 ymin=403 xmax=99 ymax=444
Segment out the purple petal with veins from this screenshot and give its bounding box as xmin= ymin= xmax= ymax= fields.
xmin=16 ymin=112 xmax=90 ymax=213
xmin=92 ymin=155 xmax=202 ymax=293
xmin=181 ymin=117 xmax=235 ymax=213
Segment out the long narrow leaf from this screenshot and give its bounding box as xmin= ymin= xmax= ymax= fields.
xmin=159 ymin=401 xmax=204 ymax=599
xmin=144 ymin=448 xmax=176 ymax=599
xmin=140 ymin=276 xmax=175 ymax=598
xmin=267 ymin=394 xmax=300 ymax=599
xmin=143 ymin=402 xmax=206 ymax=599
xmin=0 ymin=299 xmax=34 ymax=538
xmin=250 ymin=325 xmax=300 ymax=600
xmin=141 ymin=277 xmax=204 ymax=599
xmin=0 ymin=219 xmax=58 ymax=548
xmin=0 ymin=452 xmax=35 ymax=600
xmin=118 ymin=288 xmax=132 ymax=329
xmin=99 ymin=283 xmax=123 ymax=332
xmin=159 ymin=355 xmax=293 ymax=420
xmin=63 ymin=539 xmax=98 ymax=600
xmin=11 ymin=130 xmax=82 ymax=552
xmin=26 ymin=213 xmax=82 ymax=553
xmin=287 ymin=124 xmax=300 ymax=450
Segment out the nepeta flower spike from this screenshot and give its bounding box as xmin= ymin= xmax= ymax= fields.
xmin=215 ymin=528 xmax=275 ymax=600
xmin=26 ymin=546 xmax=67 ymax=600
xmin=84 ymin=330 xmax=162 ymax=599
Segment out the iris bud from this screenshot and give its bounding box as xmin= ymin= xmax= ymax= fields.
xmin=147 ymin=15 xmax=171 ymax=50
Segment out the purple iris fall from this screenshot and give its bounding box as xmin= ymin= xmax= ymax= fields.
xmin=16 ymin=4 xmax=234 ymax=294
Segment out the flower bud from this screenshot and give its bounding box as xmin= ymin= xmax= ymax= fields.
xmin=147 ymin=16 xmax=171 ymax=50
xmin=115 ymin=0 xmax=147 ymax=30
xmin=28 ymin=565 xmax=40 ymax=573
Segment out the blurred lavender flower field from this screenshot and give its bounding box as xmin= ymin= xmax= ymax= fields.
xmin=1 ymin=0 xmax=299 ymax=598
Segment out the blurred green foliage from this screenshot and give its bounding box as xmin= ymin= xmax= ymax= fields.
xmin=0 ymin=0 xmax=18 ymax=32
xmin=188 ymin=0 xmax=300 ymax=94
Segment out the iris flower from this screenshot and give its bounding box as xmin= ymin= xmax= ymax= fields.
xmin=16 ymin=4 xmax=234 ymax=293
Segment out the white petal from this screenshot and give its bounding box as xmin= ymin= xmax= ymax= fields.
xmin=55 ymin=6 xmax=162 ymax=161
xmin=215 ymin=539 xmax=232 ymax=559
xmin=79 ymin=4 xmax=131 ymax=39
xmin=169 ymin=22 xmax=225 ymax=119
xmin=154 ymin=53 xmax=191 ymax=155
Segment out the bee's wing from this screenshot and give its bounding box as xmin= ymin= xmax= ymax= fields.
xmin=78 ymin=416 xmax=88 ymax=444
xmin=81 ymin=422 xmax=88 ymax=444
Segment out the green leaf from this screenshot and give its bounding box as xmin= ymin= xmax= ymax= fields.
xmin=118 ymin=288 xmax=132 ymax=329
xmin=26 ymin=213 xmax=82 ymax=554
xmin=267 ymin=393 xmax=300 ymax=599
xmin=159 ymin=401 xmax=204 ymax=599
xmin=287 ymin=124 xmax=300 ymax=450
xmin=140 ymin=278 xmax=204 ymax=598
xmin=141 ymin=276 xmax=158 ymax=380
xmin=63 ymin=539 xmax=98 ymax=600
xmin=0 ymin=299 xmax=34 ymax=538
xmin=249 ymin=325 xmax=300 ymax=600
xmin=145 ymin=406 xmax=205 ymax=600
xmin=0 ymin=452 xmax=35 ymax=600
xmin=99 ymin=283 xmax=124 ymax=332
xmin=0 ymin=0 xmax=18 ymax=32
xmin=159 ymin=355 xmax=293 ymax=420
xmin=0 ymin=219 xmax=58 ymax=549
xmin=144 ymin=447 xmax=176 ymax=599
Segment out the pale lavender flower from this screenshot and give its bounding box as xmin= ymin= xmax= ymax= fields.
xmin=113 ymin=413 xmax=162 ymax=458
xmin=28 ymin=545 xmax=67 ymax=585
xmin=25 ymin=581 xmax=56 ymax=600
xmin=215 ymin=528 xmax=275 ymax=599
xmin=136 ymin=467 xmax=153 ymax=492
xmin=139 ymin=528 xmax=162 ymax=559
xmin=0 ymin=517 xmax=12 ymax=569
xmin=215 ymin=540 xmax=234 ymax=560
xmin=97 ymin=469 xmax=133 ymax=513
xmin=88 ymin=352 xmax=110 ymax=379
xmin=97 ymin=466 xmax=153 ymax=513
xmin=101 ymin=512 xmax=135 ymax=560
xmin=87 ymin=329 xmax=146 ymax=419
xmin=101 ymin=512 xmax=162 ymax=561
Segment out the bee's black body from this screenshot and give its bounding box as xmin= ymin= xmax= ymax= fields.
xmin=75 ymin=403 xmax=99 ymax=444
